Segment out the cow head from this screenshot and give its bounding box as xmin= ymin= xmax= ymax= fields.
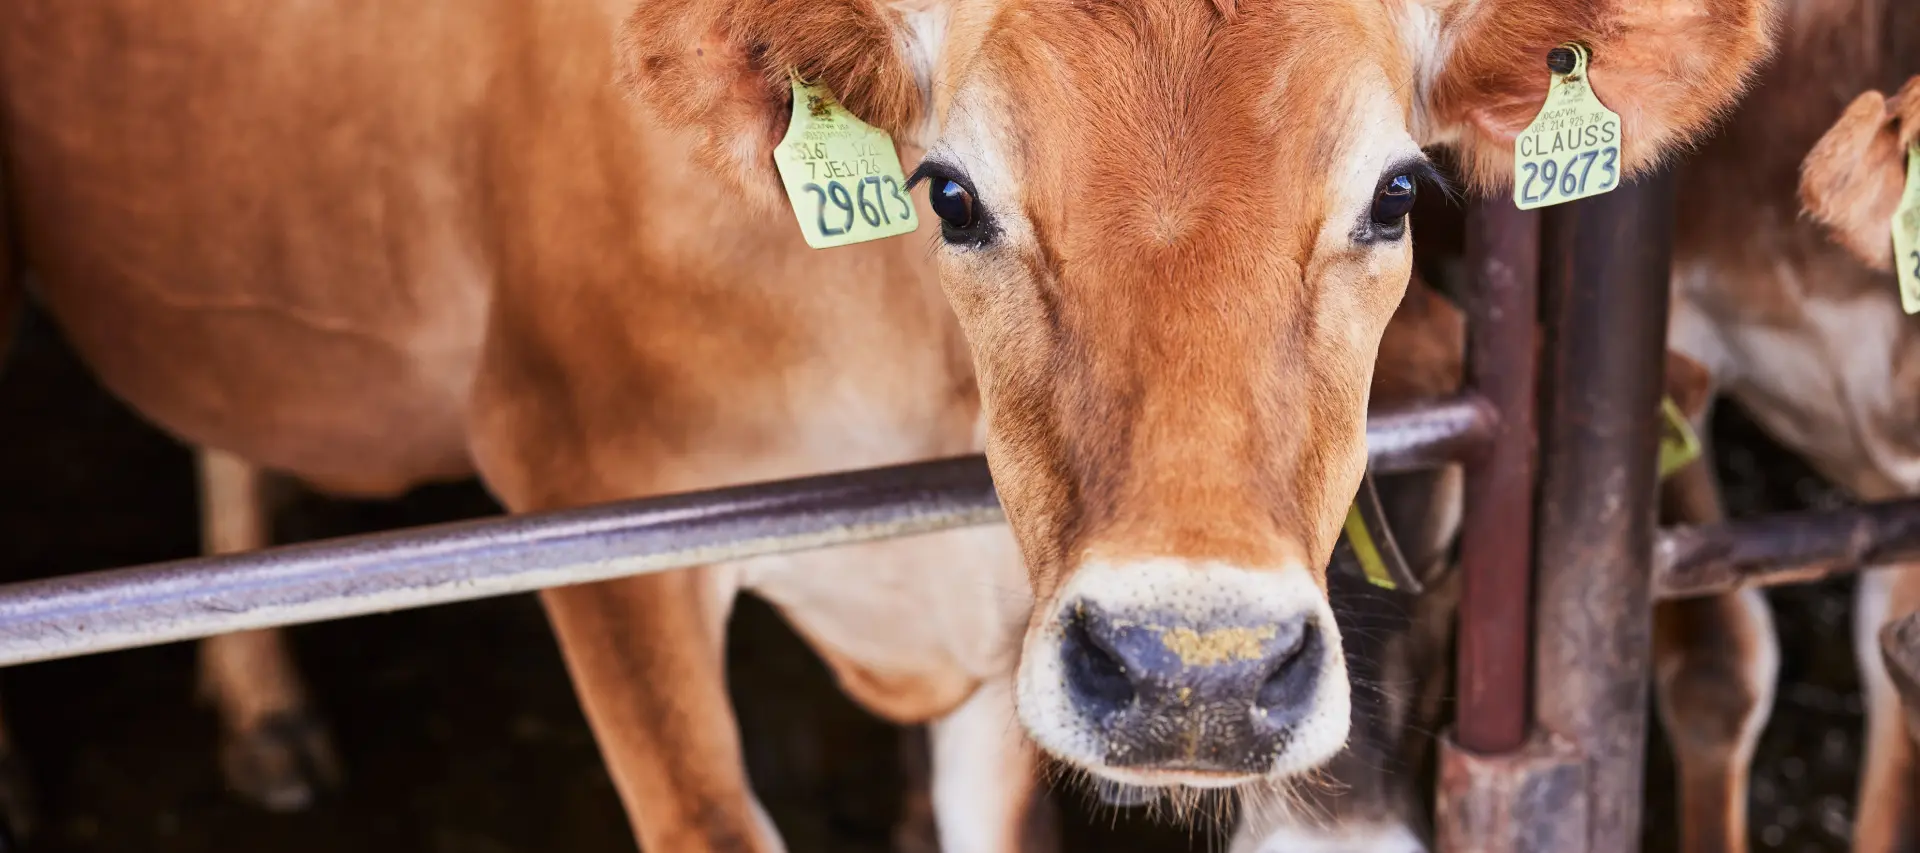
xmin=622 ymin=0 xmax=1773 ymax=789
xmin=1801 ymin=75 xmax=1920 ymax=271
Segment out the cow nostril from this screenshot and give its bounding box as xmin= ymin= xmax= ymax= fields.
xmin=1254 ymin=619 xmax=1322 ymax=720
xmin=1063 ymin=609 xmax=1135 ymax=718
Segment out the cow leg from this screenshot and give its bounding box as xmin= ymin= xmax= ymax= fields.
xmin=541 ymin=566 xmax=784 ymax=853
xmin=194 ymin=448 xmax=341 ymax=811
xmin=928 ymin=677 xmax=1052 ymax=853
xmin=1853 ymin=565 xmax=1920 ymax=852
xmin=1652 ymin=460 xmax=1779 ymax=853
xmin=896 ymin=726 xmax=942 ymax=853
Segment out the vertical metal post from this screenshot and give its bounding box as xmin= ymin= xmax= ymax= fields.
xmin=1435 ymin=195 xmax=1582 ymax=853
xmin=1455 ymin=196 xmax=1541 ymax=754
xmin=1532 ymin=169 xmax=1676 ymax=851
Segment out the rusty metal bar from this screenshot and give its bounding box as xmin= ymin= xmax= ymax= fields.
xmin=1454 ymin=196 xmax=1541 ymax=755
xmin=1654 ymin=496 xmax=1920 ymax=599
xmin=1435 ymin=732 xmax=1587 ymax=853
xmin=1369 ymin=395 xmax=1496 ymax=473
xmin=0 ymin=400 xmax=1488 ymax=668
xmin=1531 ymin=170 xmax=1675 ymax=852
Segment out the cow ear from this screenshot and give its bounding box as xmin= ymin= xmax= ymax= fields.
xmin=616 ymin=0 xmax=932 ymax=209
xmin=1413 ymin=0 xmax=1777 ymax=193
xmin=1663 ymin=350 xmax=1715 ymax=423
xmin=1799 ymin=77 xmax=1920 ymax=272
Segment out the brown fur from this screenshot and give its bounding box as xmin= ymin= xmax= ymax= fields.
xmin=1651 ymin=3 xmax=1920 ymax=851
xmin=617 ymin=0 xmax=928 ymax=208
xmin=624 ymin=0 xmax=1770 ymax=794
xmin=1788 ymin=69 xmax=1920 ymax=853
xmin=1431 ymin=0 xmax=1777 ymax=193
xmin=1801 ymin=77 xmax=1920 ymax=272
xmin=1665 ymin=350 xmax=1716 ymax=421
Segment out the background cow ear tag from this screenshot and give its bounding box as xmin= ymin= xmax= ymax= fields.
xmin=1657 ymin=396 xmax=1703 ymax=480
xmin=1891 ymin=143 xmax=1920 ymax=314
xmin=1331 ymin=473 xmax=1422 ymax=595
xmin=772 ymin=74 xmax=918 ymax=249
xmin=1513 ymin=43 xmax=1623 ymax=210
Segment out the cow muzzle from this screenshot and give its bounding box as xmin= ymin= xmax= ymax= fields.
xmin=1015 ymin=560 xmax=1350 ymax=787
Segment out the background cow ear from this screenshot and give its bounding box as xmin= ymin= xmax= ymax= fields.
xmin=1800 ymin=78 xmax=1920 ymax=272
xmin=617 ymin=0 xmax=929 ymax=209
xmin=1663 ymin=350 xmax=1715 ymax=423
xmin=1411 ymin=0 xmax=1777 ymax=194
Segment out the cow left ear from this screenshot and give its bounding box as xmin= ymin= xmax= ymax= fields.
xmin=616 ymin=0 xmax=934 ymax=210
xmin=1799 ymin=77 xmax=1920 ymax=272
xmin=1411 ymin=0 xmax=1778 ymax=193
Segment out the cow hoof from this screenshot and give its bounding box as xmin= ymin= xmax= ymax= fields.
xmin=0 ymin=750 xmax=35 ymax=849
xmin=220 ymin=710 xmax=343 ymax=812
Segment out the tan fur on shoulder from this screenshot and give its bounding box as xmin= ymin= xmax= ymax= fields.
xmin=1800 ymin=76 xmax=1920 ymax=272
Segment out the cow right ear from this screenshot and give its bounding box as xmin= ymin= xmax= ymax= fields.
xmin=1800 ymin=77 xmax=1920 ymax=272
xmin=1663 ymin=350 xmax=1715 ymax=424
xmin=616 ymin=0 xmax=932 ymax=211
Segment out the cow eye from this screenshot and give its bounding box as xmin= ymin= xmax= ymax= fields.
xmin=932 ymin=180 xmax=976 ymax=229
xmin=909 ymin=162 xmax=996 ymax=247
xmin=1370 ymin=173 xmax=1417 ymax=226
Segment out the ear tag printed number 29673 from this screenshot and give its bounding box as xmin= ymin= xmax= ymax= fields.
xmin=1513 ymin=43 xmax=1622 ymax=210
xmin=1890 ymin=143 xmax=1920 ymax=315
xmin=772 ymin=74 xmax=917 ymax=249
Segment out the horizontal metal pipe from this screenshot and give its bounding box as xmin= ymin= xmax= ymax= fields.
xmin=0 ymin=398 xmax=1490 ymax=667
xmin=1370 ymin=395 xmax=1496 ymax=474
xmin=1655 ymin=497 xmax=1920 ymax=600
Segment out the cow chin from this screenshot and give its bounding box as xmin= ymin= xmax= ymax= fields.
xmin=1013 ymin=560 xmax=1351 ymax=788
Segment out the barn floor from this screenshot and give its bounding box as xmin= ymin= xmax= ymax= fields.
xmin=0 ymin=301 xmax=1866 ymax=852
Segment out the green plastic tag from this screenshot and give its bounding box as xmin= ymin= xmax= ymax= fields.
xmin=1892 ymin=143 xmax=1920 ymax=315
xmin=1657 ymin=397 xmax=1702 ymax=480
xmin=771 ymin=74 xmax=918 ymax=249
xmin=1331 ymin=474 xmax=1421 ymax=594
xmin=1342 ymin=504 xmax=1396 ymax=590
xmin=1512 ymin=43 xmax=1622 ymax=210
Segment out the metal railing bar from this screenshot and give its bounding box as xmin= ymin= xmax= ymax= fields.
xmin=1655 ymin=496 xmax=1920 ymax=600
xmin=0 ymin=397 xmax=1492 ymax=667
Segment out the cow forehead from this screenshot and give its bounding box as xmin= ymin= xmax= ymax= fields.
xmin=938 ymin=0 xmax=1415 ymax=261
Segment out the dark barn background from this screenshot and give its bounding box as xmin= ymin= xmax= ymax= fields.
xmin=0 ymin=289 xmax=1868 ymax=852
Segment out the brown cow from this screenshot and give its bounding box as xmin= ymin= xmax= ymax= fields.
xmin=1796 ymin=74 xmax=1920 ymax=852
xmin=1644 ymin=3 xmax=1920 ymax=850
xmin=1242 ymin=6 xmax=1920 ymax=849
xmin=1 ymin=0 xmax=1770 ymax=849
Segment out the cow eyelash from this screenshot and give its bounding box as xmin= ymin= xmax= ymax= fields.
xmin=909 ymin=161 xmax=999 ymax=247
xmin=1357 ymin=158 xmax=1449 ymax=244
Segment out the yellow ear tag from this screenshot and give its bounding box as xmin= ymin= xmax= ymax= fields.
xmin=1657 ymin=396 xmax=1702 ymax=480
xmin=1512 ymin=43 xmax=1623 ymax=211
xmin=1342 ymin=503 xmax=1396 ymax=591
xmin=771 ymin=74 xmax=918 ymax=249
xmin=1891 ymin=143 xmax=1920 ymax=315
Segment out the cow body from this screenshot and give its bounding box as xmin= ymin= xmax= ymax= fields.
xmin=3 ymin=2 xmax=1039 ymax=849
xmin=1654 ymin=2 xmax=1920 ymax=850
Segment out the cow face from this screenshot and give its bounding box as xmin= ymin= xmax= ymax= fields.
xmin=622 ymin=0 xmax=1775 ymax=789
